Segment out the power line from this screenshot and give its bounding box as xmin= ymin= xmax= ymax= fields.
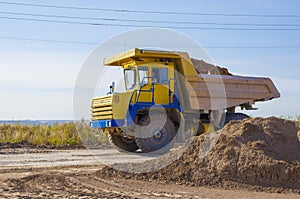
xmin=204 ymin=46 xmax=300 ymax=49
xmin=0 ymin=1 xmax=300 ymax=18
xmin=1 ymin=35 xmax=300 ymax=49
xmin=0 ymin=35 xmax=98 ymax=45
xmin=2 ymin=16 xmax=300 ymax=30
xmin=1 ymin=11 xmax=300 ymax=27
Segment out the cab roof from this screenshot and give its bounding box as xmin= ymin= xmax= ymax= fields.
xmin=104 ymin=48 xmax=184 ymax=66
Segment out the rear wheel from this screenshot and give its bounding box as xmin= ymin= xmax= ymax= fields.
xmin=135 ymin=113 xmax=176 ymax=153
xmin=108 ymin=133 xmax=138 ymax=152
xmin=225 ymin=113 xmax=250 ymax=124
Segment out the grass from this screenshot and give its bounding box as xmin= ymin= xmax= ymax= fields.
xmin=0 ymin=122 xmax=108 ymax=147
xmin=1 ymin=115 xmax=299 ymax=147
xmin=296 ymin=116 xmax=300 ymax=131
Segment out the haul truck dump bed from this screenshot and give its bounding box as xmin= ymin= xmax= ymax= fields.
xmin=90 ymin=48 xmax=280 ymax=153
xmin=186 ymin=74 xmax=280 ymax=111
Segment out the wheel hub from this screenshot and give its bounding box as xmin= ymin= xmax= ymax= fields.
xmin=135 ymin=113 xmax=177 ymax=153
xmin=154 ymin=131 xmax=162 ymax=138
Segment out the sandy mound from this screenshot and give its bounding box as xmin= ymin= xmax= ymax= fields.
xmin=191 ymin=58 xmax=232 ymax=75
xmin=99 ymin=117 xmax=300 ymax=192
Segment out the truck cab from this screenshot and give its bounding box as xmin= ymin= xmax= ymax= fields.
xmin=90 ymin=50 xmax=184 ymax=153
xmin=91 ymin=50 xmax=182 ymax=130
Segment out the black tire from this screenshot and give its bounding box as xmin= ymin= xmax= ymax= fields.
xmin=225 ymin=113 xmax=250 ymax=124
xmin=108 ymin=133 xmax=138 ymax=152
xmin=135 ymin=113 xmax=177 ymax=153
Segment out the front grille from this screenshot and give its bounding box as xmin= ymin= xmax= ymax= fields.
xmin=91 ymin=95 xmax=113 ymax=120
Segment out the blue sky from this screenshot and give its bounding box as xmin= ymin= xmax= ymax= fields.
xmin=0 ymin=0 xmax=299 ymax=119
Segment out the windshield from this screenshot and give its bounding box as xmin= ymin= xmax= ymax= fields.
xmin=124 ymin=67 xmax=138 ymax=90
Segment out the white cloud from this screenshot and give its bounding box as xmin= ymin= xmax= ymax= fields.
xmin=273 ymin=77 xmax=300 ymax=93
xmin=237 ymin=77 xmax=300 ymax=117
xmin=0 ymin=51 xmax=85 ymax=89
xmin=0 ymin=51 xmax=86 ymax=119
xmin=0 ymin=91 xmax=73 ymax=120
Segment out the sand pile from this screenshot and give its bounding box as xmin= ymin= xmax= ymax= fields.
xmin=99 ymin=117 xmax=300 ymax=192
xmin=191 ymin=58 xmax=232 ymax=75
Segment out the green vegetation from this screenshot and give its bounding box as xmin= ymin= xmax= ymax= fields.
xmin=1 ymin=116 xmax=298 ymax=147
xmin=296 ymin=116 xmax=300 ymax=130
xmin=279 ymin=115 xmax=296 ymax=120
xmin=0 ymin=122 xmax=108 ymax=147
xmin=75 ymin=122 xmax=108 ymax=145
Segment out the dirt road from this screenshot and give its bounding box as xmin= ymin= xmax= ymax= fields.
xmin=0 ymin=148 xmax=299 ymax=198
xmin=0 ymin=147 xmax=155 ymax=167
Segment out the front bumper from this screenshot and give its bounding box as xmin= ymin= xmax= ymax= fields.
xmin=90 ymin=119 xmax=125 ymax=128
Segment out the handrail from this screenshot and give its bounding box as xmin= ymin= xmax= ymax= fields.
xmin=129 ymin=77 xmax=176 ymax=106
xmin=128 ymin=90 xmax=138 ymax=106
xmin=129 ymin=76 xmax=154 ymax=105
xmin=168 ymin=78 xmax=176 ymax=103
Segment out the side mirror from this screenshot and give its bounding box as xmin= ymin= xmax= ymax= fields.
xmin=107 ymin=82 xmax=115 ymax=95
xmin=111 ymin=82 xmax=115 ymax=93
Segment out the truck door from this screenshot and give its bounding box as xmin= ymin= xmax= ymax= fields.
xmin=152 ymin=67 xmax=168 ymax=104
xmin=137 ymin=66 xmax=152 ymax=103
xmin=152 ymin=65 xmax=175 ymax=105
xmin=137 ymin=64 xmax=175 ymax=105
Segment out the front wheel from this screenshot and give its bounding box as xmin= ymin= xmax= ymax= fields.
xmin=135 ymin=113 xmax=177 ymax=153
xmin=108 ymin=133 xmax=138 ymax=152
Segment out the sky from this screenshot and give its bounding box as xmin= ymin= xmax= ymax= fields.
xmin=0 ymin=0 xmax=299 ymax=120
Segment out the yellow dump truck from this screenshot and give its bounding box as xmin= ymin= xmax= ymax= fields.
xmin=90 ymin=48 xmax=280 ymax=152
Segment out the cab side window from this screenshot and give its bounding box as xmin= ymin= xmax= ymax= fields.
xmin=124 ymin=67 xmax=137 ymax=90
xmin=152 ymin=68 xmax=168 ymax=84
xmin=138 ymin=66 xmax=149 ymax=87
